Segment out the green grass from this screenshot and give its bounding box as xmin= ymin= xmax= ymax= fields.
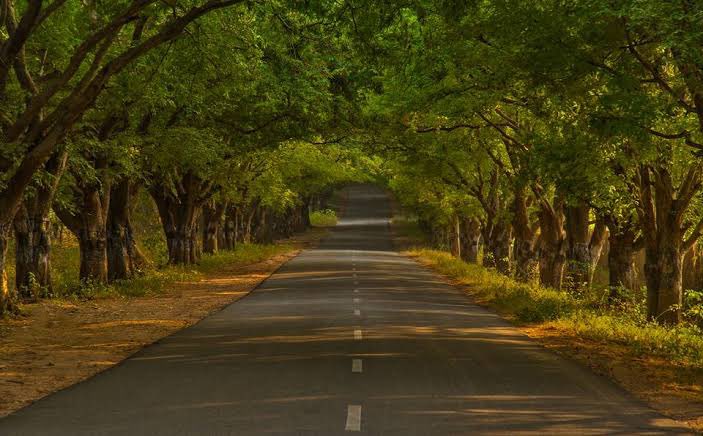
xmin=9 ymin=242 xmax=294 ymax=302
xmin=409 ymin=248 xmax=703 ymax=366
xmin=310 ymin=209 xmax=338 ymax=227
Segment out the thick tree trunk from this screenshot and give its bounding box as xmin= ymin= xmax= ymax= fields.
xmin=0 ymin=223 xmax=17 ymax=314
xmin=107 ymin=179 xmax=146 ymax=281
xmin=13 ymin=205 xmax=52 ymax=299
xmin=564 ymin=202 xmax=591 ymax=292
xmin=202 ymin=201 xmax=226 ymax=255
xmin=537 ymin=198 xmax=566 ymax=289
xmin=512 ymin=187 xmax=538 ymax=281
xmin=55 ymin=182 xmax=110 ymax=284
xmin=152 ymin=196 xmax=201 ymax=265
xmin=12 ymin=151 xmax=67 ymax=298
xmin=483 ymin=222 xmax=512 ymax=275
xmin=608 ymin=230 xmax=639 ymax=299
xmin=150 ymin=173 xmax=209 ymax=266
xmin=644 ymin=237 xmax=683 ymax=325
xmin=460 ymin=217 xmax=481 ymax=264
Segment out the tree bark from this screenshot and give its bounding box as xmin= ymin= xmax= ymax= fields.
xmin=606 ymin=219 xmax=640 ymax=300
xmin=222 ymin=205 xmax=238 ymax=250
xmin=0 ymin=223 xmax=17 ymax=314
xmin=150 ymin=173 xmax=210 ymax=265
xmin=55 ymin=182 xmax=110 ymax=284
xmin=202 ymin=201 xmax=226 ymax=255
xmin=483 ymin=221 xmax=512 ymax=275
xmin=11 ymin=150 xmax=67 ymax=299
xmin=450 ymin=215 xmax=461 ymax=258
xmin=512 ymin=186 xmax=538 ymax=281
xmin=564 ymin=202 xmax=591 ymax=292
xmin=460 ymin=217 xmax=481 ymax=264
xmin=107 ymin=179 xmax=147 ymax=281
xmin=537 ymin=196 xmax=566 ymax=289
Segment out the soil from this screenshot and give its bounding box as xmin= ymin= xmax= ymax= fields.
xmin=0 ymin=229 xmax=326 ymax=418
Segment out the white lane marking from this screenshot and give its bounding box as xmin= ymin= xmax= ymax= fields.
xmin=354 ymin=281 xmax=359 ymax=285
xmin=353 ymin=273 xmax=357 ymax=278
xmin=354 ymin=289 xmax=359 ymax=293
xmin=345 ymin=405 xmax=362 ymax=431
xmin=353 ymin=298 xmax=360 ymax=303
xmin=354 ymin=329 xmax=362 ymax=340
xmin=354 ymin=309 xmax=361 ymax=316
xmin=352 ymin=359 xmax=363 ymax=373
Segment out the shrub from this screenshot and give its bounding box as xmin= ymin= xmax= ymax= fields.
xmin=310 ymin=209 xmax=337 ymax=227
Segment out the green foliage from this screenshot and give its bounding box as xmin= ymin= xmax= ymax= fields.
xmin=310 ymin=209 xmax=338 ymax=227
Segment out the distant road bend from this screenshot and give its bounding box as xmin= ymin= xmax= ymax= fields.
xmin=0 ymin=185 xmax=687 ymax=435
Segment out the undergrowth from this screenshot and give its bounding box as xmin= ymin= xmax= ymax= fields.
xmin=10 ymin=243 xmax=293 ymax=302
xmin=310 ymin=209 xmax=338 ymax=227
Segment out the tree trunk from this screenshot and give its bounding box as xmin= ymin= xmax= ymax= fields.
xmin=537 ymin=197 xmax=566 ymax=289
xmin=460 ymin=217 xmax=481 ymax=263
xmin=107 ymin=179 xmax=147 ymax=281
xmin=644 ymin=236 xmax=683 ymax=325
xmin=150 ymin=173 xmax=209 ymax=266
xmin=13 ymin=204 xmax=53 ymax=299
xmin=56 ymin=184 xmax=110 ymax=284
xmin=512 ymin=187 xmax=538 ymax=281
xmin=222 ymin=206 xmax=238 ymax=250
xmin=12 ymin=151 xmax=67 ymax=299
xmin=0 ymin=223 xmax=17 ymax=314
xmin=450 ymin=215 xmax=461 ymax=258
xmin=202 ymin=201 xmax=226 ymax=255
xmin=483 ymin=221 xmax=512 ymax=275
xmin=564 ymin=202 xmax=591 ymax=292
xmin=607 ymin=225 xmax=639 ymax=300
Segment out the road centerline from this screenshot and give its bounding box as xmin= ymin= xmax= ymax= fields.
xmin=345 ymin=405 xmax=362 ymax=431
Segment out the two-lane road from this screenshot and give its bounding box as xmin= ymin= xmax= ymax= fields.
xmin=0 ymin=185 xmax=686 ymax=434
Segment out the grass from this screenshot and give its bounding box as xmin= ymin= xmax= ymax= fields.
xmin=8 ymin=241 xmax=295 ymax=302
xmin=310 ymin=209 xmax=338 ymax=227
xmin=408 ymin=248 xmax=703 ymax=366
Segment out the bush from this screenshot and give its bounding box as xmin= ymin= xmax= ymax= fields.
xmin=310 ymin=209 xmax=337 ymax=227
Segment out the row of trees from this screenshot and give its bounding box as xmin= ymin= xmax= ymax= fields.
xmin=0 ymin=1 xmax=371 ymax=314
xmin=367 ymin=1 xmax=703 ymax=325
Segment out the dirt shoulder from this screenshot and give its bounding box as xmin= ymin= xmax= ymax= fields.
xmin=0 ymin=229 xmax=326 ymax=418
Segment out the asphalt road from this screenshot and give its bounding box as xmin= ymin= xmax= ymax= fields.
xmin=0 ymin=185 xmax=688 ymax=435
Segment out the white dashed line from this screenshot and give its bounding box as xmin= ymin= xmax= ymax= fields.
xmin=354 ymin=329 xmax=362 ymax=340
xmin=354 ymin=309 xmax=361 ymax=316
xmin=354 ymin=281 xmax=359 ymax=285
xmin=353 ymin=273 xmax=357 ymax=278
xmin=345 ymin=405 xmax=362 ymax=431
xmin=353 ymin=298 xmax=360 ymax=303
xmin=352 ymin=359 xmax=363 ymax=373
xmin=354 ymin=289 xmax=359 ymax=293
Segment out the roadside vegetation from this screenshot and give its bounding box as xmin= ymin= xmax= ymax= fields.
xmin=409 ymin=248 xmax=703 ymax=366
xmin=310 ymin=209 xmax=338 ymax=227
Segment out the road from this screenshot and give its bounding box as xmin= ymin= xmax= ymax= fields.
xmin=0 ymin=185 xmax=687 ymax=435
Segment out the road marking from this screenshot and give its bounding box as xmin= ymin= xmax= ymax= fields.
xmin=354 ymin=329 xmax=362 ymax=340
xmin=354 ymin=281 xmax=359 ymax=285
xmin=345 ymin=405 xmax=362 ymax=431
xmin=352 ymin=359 xmax=363 ymax=373
xmin=353 ymin=273 xmax=357 ymax=278
xmin=354 ymin=288 xmax=359 ymax=293
xmin=354 ymin=309 xmax=361 ymax=316
xmin=353 ymin=298 xmax=360 ymax=303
